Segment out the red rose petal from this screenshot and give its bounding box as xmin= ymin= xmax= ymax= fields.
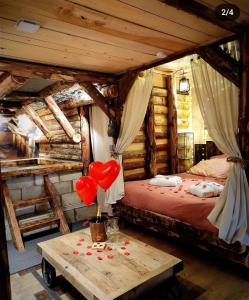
xmin=107 ymin=254 xmax=114 ymax=259
xmin=120 ymin=246 xmax=126 ymax=250
xmin=79 ymin=238 xmax=84 ymax=242
xmin=124 ymin=252 xmax=130 ymax=256
xmin=97 ymin=256 xmax=103 ymax=260
xmin=107 ymin=246 xmax=113 ymax=251
xmin=73 ymin=250 xmax=79 ymax=255
xmin=97 ymin=249 xmax=103 ymax=252
xmin=76 ymin=242 xmax=82 ymax=246
xmin=87 ymin=245 xmax=92 ymax=249
xmin=124 ymin=240 xmax=130 ymax=245
xmin=86 ymin=252 xmax=92 ymax=256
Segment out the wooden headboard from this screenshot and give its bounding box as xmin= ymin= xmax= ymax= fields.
xmin=194 ymin=141 xmax=222 ymax=164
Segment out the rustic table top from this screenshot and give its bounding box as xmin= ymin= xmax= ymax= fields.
xmin=37 ymin=228 xmax=182 ymax=300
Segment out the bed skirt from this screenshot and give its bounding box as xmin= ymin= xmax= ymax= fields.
xmin=114 ymin=202 xmax=249 ymax=268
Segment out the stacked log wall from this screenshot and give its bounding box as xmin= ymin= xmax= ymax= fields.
xmin=123 ymin=70 xmax=170 ymax=181
xmin=36 ymin=106 xmax=83 ymax=161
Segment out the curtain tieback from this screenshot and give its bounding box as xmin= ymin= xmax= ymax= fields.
xmin=227 ymin=156 xmax=249 ymax=169
xmin=111 ymin=151 xmax=122 ymax=159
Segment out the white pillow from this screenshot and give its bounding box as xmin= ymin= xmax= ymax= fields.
xmin=149 ymin=176 xmax=182 ymax=187
xmin=188 ymin=182 xmax=224 ymax=198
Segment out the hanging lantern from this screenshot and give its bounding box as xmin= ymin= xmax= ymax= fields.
xmin=179 ymin=76 xmax=190 ymax=93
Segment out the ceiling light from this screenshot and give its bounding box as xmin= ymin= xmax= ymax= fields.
xmin=156 ymin=51 xmax=167 ymax=59
xmin=16 ymin=19 xmax=40 ymax=33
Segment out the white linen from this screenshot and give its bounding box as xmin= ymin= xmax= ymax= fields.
xmin=188 ymin=182 xmax=224 ymax=198
xmin=191 ymin=57 xmax=249 ymax=245
xmin=150 ymin=175 xmax=182 ymax=187
xmin=107 ymin=70 xmax=153 ymax=204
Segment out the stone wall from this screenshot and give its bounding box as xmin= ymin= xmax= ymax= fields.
xmin=5 ymin=170 xmax=96 ymax=240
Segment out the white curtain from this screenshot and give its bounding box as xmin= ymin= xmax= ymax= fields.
xmin=191 ymin=58 xmax=249 ymax=245
xmin=107 ymin=69 xmax=153 ymax=204
xmin=89 ymin=105 xmax=113 ymax=212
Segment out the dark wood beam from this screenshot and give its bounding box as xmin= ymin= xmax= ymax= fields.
xmin=0 ymin=72 xmax=27 ymax=97
xmin=0 ymin=100 xmax=22 ymax=109
xmin=163 ymin=0 xmax=247 ymax=34
xmin=197 ymin=46 xmax=239 ymax=86
xmin=80 ymin=83 xmax=113 ymax=119
xmin=124 ymin=34 xmax=237 ymax=75
xmin=0 ymin=58 xmax=115 ymax=84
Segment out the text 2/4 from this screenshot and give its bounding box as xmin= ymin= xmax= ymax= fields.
xmin=221 ymin=8 xmax=234 ymax=16
xmin=215 ymin=4 xmax=240 ymax=21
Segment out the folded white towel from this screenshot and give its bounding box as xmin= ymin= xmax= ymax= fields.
xmin=188 ymin=182 xmax=224 ymax=198
xmin=149 ymin=175 xmax=182 ymax=187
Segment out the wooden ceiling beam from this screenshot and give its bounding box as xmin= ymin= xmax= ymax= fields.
xmin=0 ymin=58 xmax=115 ymax=84
xmin=0 ymin=101 xmax=22 ymax=109
xmin=80 ymin=83 xmax=114 ymax=119
xmin=44 ymin=95 xmax=81 ymax=143
xmin=163 ymin=0 xmax=247 ymax=34
xmin=197 ymin=46 xmax=239 ymax=87
xmin=23 ymin=105 xmax=51 ymax=140
xmin=0 ymin=73 xmax=27 ymax=98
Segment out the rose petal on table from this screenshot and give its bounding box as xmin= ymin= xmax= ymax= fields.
xmin=97 ymin=256 xmax=103 ymax=260
xmin=124 ymin=240 xmax=130 ymax=245
xmin=107 ymin=254 xmax=114 ymax=259
xmin=97 ymin=249 xmax=103 ymax=252
xmin=107 ymin=246 xmax=113 ymax=251
xmin=124 ymin=252 xmax=130 ymax=256
xmin=120 ymin=246 xmax=126 ymax=250
xmin=76 ymin=242 xmax=82 ymax=246
xmin=86 ymin=252 xmax=92 ymax=256
xmin=79 ymin=238 xmax=84 ymax=242
xmin=73 ymin=250 xmax=79 ymax=255
xmin=87 ymin=245 xmax=92 ymax=249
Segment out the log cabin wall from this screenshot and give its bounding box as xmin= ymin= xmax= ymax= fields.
xmin=123 ymin=69 xmax=171 ymax=181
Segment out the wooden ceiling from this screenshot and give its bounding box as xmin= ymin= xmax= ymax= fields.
xmin=1 ymin=0 xmax=246 ymax=74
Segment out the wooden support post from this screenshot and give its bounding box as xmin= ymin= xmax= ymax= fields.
xmin=24 ymin=105 xmax=51 ymax=140
xmin=44 ymin=95 xmax=81 ymax=143
xmin=80 ymin=107 xmax=90 ymax=175
xmin=0 ymin=72 xmax=27 ymax=97
xmin=145 ymin=98 xmax=157 ymax=177
xmin=0 ymin=168 xmax=11 ymax=300
xmin=167 ymin=76 xmax=178 ymax=174
xmin=2 ymin=183 xmax=25 ymax=252
xmin=239 ymin=32 xmax=249 ymax=178
xmin=80 ymin=83 xmax=113 ymax=119
xmin=44 ymin=176 xmax=70 ymax=235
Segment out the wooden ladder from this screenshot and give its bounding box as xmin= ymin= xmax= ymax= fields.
xmin=3 ymin=175 xmax=70 ymax=252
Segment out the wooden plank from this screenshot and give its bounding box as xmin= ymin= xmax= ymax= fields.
xmin=24 ymin=105 xmax=51 ymax=140
xmin=0 ymin=73 xmax=27 ymax=97
xmin=80 ymin=107 xmax=90 ymax=175
xmin=13 ymin=196 xmax=51 ymax=209
xmin=44 ymin=95 xmax=81 ymax=143
xmin=0 ymin=58 xmax=114 ymax=84
xmin=197 ymin=46 xmax=239 ymax=86
xmin=19 ymin=215 xmax=59 ymax=233
xmin=164 ymin=0 xmax=247 ymax=33
xmin=2 ymin=183 xmax=24 ymax=252
xmin=44 ymin=175 xmax=70 ymax=235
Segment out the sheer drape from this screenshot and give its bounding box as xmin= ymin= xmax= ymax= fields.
xmin=191 ymin=58 xmax=249 ymax=245
xmin=107 ymin=70 xmax=153 ymax=204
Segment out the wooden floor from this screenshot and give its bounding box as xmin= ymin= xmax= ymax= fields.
xmin=10 ymin=224 xmax=249 ymax=300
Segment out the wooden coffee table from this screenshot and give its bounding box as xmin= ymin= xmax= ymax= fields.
xmin=37 ymin=228 xmax=183 ymax=300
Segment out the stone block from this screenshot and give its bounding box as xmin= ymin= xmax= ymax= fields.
xmin=75 ymin=204 xmax=97 ymax=222
xmin=54 ymin=181 xmax=72 ymax=195
xmin=48 ymin=173 xmax=60 ymax=183
xmin=9 ymin=189 xmax=21 ymax=201
xmin=61 ymin=192 xmax=82 ymax=207
xmin=22 ymin=185 xmax=46 ymax=200
xmin=60 ymin=171 xmax=82 ymax=182
xmin=63 ymin=208 xmax=76 ymax=223
xmin=6 ymin=176 xmax=34 ymax=189
xmin=35 ymin=175 xmax=44 ymax=185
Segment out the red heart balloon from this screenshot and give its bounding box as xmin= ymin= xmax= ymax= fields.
xmin=89 ymin=160 xmax=121 ymax=191
xmin=75 ymin=176 xmax=98 ymax=206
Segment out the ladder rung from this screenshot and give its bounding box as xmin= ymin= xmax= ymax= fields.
xmin=19 ymin=216 xmax=59 ymax=233
xmin=13 ymin=196 xmax=51 ymax=209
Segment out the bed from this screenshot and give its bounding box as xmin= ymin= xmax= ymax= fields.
xmin=115 ymin=155 xmax=249 ymax=268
